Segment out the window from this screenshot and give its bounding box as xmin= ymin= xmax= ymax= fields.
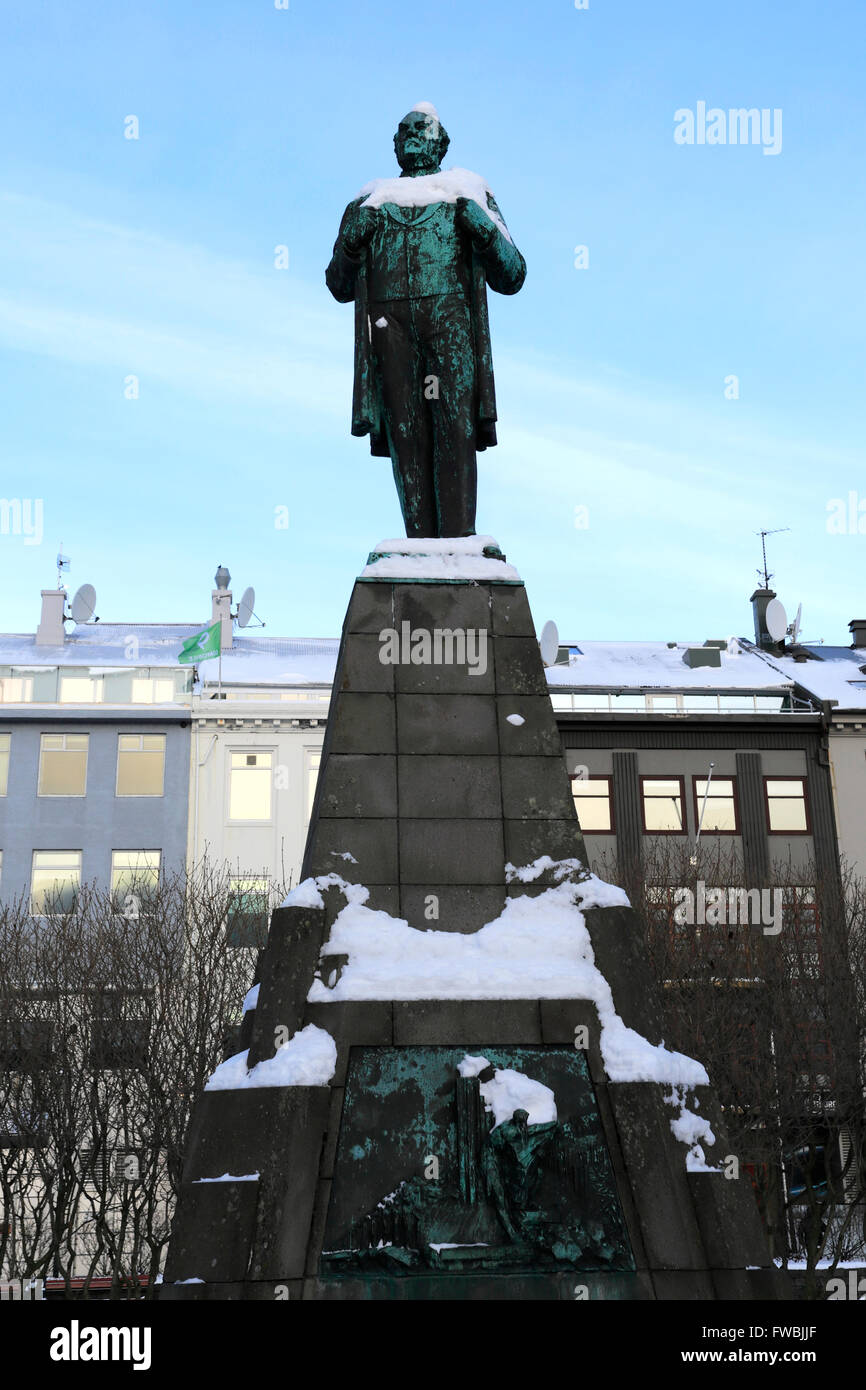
xmin=571 ymin=774 xmax=614 ymax=832
xmin=227 ymin=877 xmax=270 ymax=948
xmin=111 ymin=850 xmax=160 ymax=915
xmin=782 ymin=887 xmax=822 ymax=979
xmin=38 ymin=733 xmax=88 ymax=796
xmin=765 ymin=777 xmax=809 ymax=833
xmin=718 ymin=694 xmax=757 ymax=712
xmin=116 ymin=734 xmax=165 ymax=797
xmin=89 ymin=992 xmax=149 ymax=1069
xmin=640 ymin=776 xmax=686 ymax=833
xmin=81 ymin=1148 xmax=143 ymax=1185
xmin=0 ymin=733 xmax=8 ymax=795
xmin=229 ymin=750 xmax=273 ymax=821
xmin=131 ymin=677 xmax=176 ymax=704
xmin=570 ymin=694 xmax=608 ymax=711
xmin=692 ymin=776 xmax=738 ymax=833
xmin=30 ymin=850 xmax=81 ymax=915
xmin=305 ymin=750 xmax=321 ymax=823
xmin=0 ymin=1020 xmax=53 ymax=1071
xmin=610 ymin=694 xmax=646 ymax=711
xmin=0 ymin=677 xmax=32 ymax=702
xmin=59 ymin=675 xmax=103 ymax=703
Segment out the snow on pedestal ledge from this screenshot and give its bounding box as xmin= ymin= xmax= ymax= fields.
xmin=361 ymin=535 xmax=520 ymax=582
xmin=285 ymin=862 xmax=709 ymax=1090
xmin=205 ymin=1023 xmax=337 ymax=1091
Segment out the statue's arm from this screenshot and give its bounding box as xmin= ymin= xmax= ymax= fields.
xmin=325 ymin=200 xmax=366 ymax=304
xmin=459 ymin=193 xmax=526 ymax=296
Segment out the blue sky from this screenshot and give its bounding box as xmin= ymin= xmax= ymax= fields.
xmin=1 ymin=0 xmax=864 ymax=645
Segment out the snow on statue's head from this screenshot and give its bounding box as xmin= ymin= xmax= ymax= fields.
xmin=394 ymin=102 xmax=450 ymax=175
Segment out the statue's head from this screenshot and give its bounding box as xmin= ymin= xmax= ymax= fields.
xmin=394 ymin=103 xmax=450 ymax=175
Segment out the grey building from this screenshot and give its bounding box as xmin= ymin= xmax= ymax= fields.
xmin=547 ymin=637 xmax=838 ymax=890
xmin=741 ymin=611 xmax=866 ymax=884
xmin=0 ymin=591 xmax=194 ymax=910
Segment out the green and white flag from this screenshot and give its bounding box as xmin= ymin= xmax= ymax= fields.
xmin=178 ymin=621 xmax=221 ymax=665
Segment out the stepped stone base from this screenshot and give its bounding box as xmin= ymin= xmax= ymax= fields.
xmin=162 ymin=550 xmax=792 ymax=1301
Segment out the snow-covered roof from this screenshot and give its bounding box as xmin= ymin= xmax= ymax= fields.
xmin=199 ymin=637 xmax=339 ymax=687
xmin=545 ymin=640 xmax=794 ymax=693
xmin=0 ymin=627 xmax=340 ymax=685
xmin=746 ymin=643 xmax=866 ymax=712
xmin=0 ymin=624 xmax=204 ymax=669
xmin=10 ymin=620 xmax=863 ymax=708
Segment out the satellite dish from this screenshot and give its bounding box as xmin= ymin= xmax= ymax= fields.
xmin=539 ymin=620 xmax=559 ymax=667
xmin=788 ymin=602 xmax=802 ymax=644
xmin=765 ymin=597 xmax=787 ymax=643
xmin=70 ymin=583 xmax=97 ymax=624
xmin=237 ymin=586 xmax=256 ymax=629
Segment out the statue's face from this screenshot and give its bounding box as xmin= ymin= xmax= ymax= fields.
xmin=394 ymin=111 xmax=446 ymax=175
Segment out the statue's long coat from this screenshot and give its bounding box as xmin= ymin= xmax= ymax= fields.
xmin=326 ymin=190 xmax=526 ymax=458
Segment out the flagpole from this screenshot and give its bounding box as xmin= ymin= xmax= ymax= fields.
xmin=218 ymin=643 xmax=222 ymax=701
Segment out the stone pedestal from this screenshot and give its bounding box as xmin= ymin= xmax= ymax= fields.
xmin=162 ymin=546 xmax=790 ymax=1301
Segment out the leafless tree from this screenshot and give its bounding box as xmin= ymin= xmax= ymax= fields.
xmin=0 ymin=860 xmax=282 ymax=1298
xmin=594 ymin=839 xmax=866 ymax=1294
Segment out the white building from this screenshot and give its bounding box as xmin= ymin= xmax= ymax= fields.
xmin=188 ymin=635 xmax=336 ymax=941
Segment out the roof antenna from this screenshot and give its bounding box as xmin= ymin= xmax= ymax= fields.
xmin=755 ymin=527 xmax=789 ymax=589
xmin=56 ymin=542 xmax=71 ymax=589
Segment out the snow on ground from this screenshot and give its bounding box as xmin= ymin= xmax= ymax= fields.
xmin=205 ymin=1023 xmax=337 ymax=1091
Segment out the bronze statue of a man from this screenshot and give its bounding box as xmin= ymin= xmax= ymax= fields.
xmin=326 ymin=103 xmax=526 ymax=539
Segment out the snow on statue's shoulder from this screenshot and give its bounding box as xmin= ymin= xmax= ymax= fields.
xmin=357 ymin=168 xmax=513 ymax=243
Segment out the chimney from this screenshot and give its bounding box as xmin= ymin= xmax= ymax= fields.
xmin=750 ymin=587 xmax=779 ymax=651
xmin=35 ymin=588 xmax=67 ymax=646
xmin=849 ymin=619 xmax=866 ymax=649
xmin=211 ymin=565 xmax=233 ymax=651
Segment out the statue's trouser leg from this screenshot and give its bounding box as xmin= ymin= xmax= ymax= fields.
xmin=419 ymin=294 xmax=477 ymax=538
xmin=369 ymin=300 xmax=436 ymax=538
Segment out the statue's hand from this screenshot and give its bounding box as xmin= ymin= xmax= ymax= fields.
xmin=456 ymin=195 xmax=496 ymax=248
xmin=342 ymin=203 xmax=378 ymax=258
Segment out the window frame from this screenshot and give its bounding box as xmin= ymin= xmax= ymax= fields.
xmin=115 ymin=732 xmax=166 ymax=799
xmin=690 ymin=774 xmax=740 ymax=836
xmin=763 ymin=776 xmax=811 ymax=836
xmin=37 ymin=732 xmax=89 ymax=798
xmin=58 ymin=675 xmax=104 ymax=705
xmin=304 ymin=747 xmax=321 ymax=826
xmin=639 ymin=774 xmax=687 ymax=836
xmin=226 ymin=876 xmax=271 ymax=948
xmin=29 ymin=849 xmax=83 ymax=917
xmin=0 ymin=731 xmax=9 ymax=796
xmin=227 ymin=747 xmax=275 ymax=825
xmin=569 ymin=773 xmax=615 ymax=834
xmin=110 ymin=849 xmax=162 ymax=914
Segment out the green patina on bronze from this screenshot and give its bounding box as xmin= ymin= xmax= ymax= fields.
xmin=320 ymin=1046 xmax=634 ymax=1283
xmin=326 ymin=108 xmax=526 ymax=539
